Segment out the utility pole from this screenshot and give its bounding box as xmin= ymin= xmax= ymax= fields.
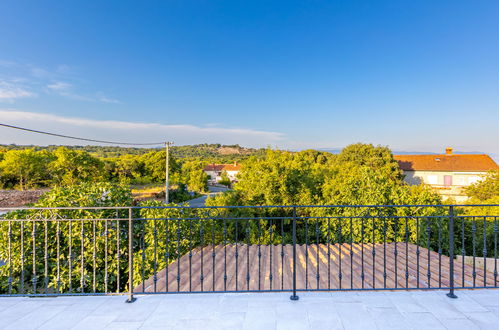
xmin=165 ymin=142 xmax=173 ymax=204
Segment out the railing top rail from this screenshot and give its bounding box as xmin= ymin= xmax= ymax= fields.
xmin=0 ymin=204 xmax=498 ymax=211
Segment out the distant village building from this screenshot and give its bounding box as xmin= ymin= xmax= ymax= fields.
xmin=203 ymin=163 xmax=241 ymax=184
xmin=394 ymin=148 xmax=499 ymax=202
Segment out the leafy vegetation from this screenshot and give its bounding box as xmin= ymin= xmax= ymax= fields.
xmin=0 ymin=143 xmax=263 ymax=193
xmin=0 ymin=183 xmax=133 ymax=293
xmin=457 ymin=171 xmax=499 ymax=257
xmin=0 ymin=143 xmax=264 ymax=161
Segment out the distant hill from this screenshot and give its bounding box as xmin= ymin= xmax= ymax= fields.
xmin=171 ymin=144 xmax=264 ymax=159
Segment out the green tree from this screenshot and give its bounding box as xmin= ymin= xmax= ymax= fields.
xmin=228 ymin=149 xmax=333 ymax=206
xmin=180 ymin=160 xmax=208 ymax=193
xmin=113 ymin=155 xmax=145 ymax=183
xmin=141 ymin=151 xmax=181 ymax=183
xmin=462 ymin=170 xmax=499 ymax=217
xmin=49 ymin=147 xmax=106 ymax=185
xmin=0 ymin=149 xmax=53 ymax=190
xmin=464 ymin=171 xmax=499 ymax=201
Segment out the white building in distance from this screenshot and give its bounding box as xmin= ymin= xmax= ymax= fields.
xmin=394 ymin=148 xmax=498 ymax=202
xmin=203 ymin=163 xmax=241 ymax=184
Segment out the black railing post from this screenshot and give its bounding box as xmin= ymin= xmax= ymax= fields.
xmin=447 ymin=206 xmax=457 ymax=299
xmin=127 ymin=207 xmax=136 ymax=303
xmin=290 ymin=207 xmax=299 ymax=301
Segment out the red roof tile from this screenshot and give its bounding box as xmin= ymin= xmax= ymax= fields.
xmin=394 ymin=154 xmax=498 ymax=172
xmin=135 ymin=243 xmax=494 ymax=293
xmin=204 ymin=163 xmax=242 ymax=172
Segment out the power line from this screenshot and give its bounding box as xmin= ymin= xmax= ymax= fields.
xmin=0 ymin=123 xmax=166 ymax=146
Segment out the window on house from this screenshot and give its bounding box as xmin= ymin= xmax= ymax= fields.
xmin=444 ymin=175 xmax=453 ymax=187
xmin=426 ymin=175 xmax=438 ymax=185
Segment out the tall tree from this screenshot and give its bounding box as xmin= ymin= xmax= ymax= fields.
xmin=0 ymin=149 xmax=53 ymax=190
xmin=49 ymin=147 xmax=106 ymax=185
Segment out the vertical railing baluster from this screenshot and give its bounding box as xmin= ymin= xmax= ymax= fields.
xmin=165 ymin=213 xmax=170 ymax=292
xmin=447 ymin=206 xmax=457 ymax=298
xmin=472 ymin=217 xmax=477 ymax=287
xmin=383 ymin=216 xmax=387 ymax=289
xmin=188 ymin=214 xmax=193 ymax=292
xmin=350 ymin=216 xmax=353 ymax=290
xmin=104 ymin=217 xmax=108 ymax=294
xmin=327 ymin=217 xmax=331 ymax=290
xmin=270 ymin=218 xmax=274 ymax=290
xmin=405 ymin=217 xmax=409 ymax=288
xmin=44 ymin=219 xmax=48 ymax=294
xmin=176 ymin=217 xmax=181 ymax=291
xmin=461 ymin=216 xmax=466 ymax=287
xmin=281 ymin=217 xmax=284 ymax=291
xmin=235 ymin=218 xmax=239 ymax=291
xmin=483 ymin=217 xmax=487 ymax=287
xmin=32 ymin=219 xmax=37 ymax=294
xmin=224 ymin=218 xmax=227 ymax=291
xmin=92 ymin=219 xmax=96 ymax=293
xmin=127 ymin=207 xmax=136 ymax=303
xmin=290 ymin=207 xmax=298 ymax=301
xmin=338 ymin=218 xmax=342 ymax=290
xmin=494 ymin=217 xmax=497 ymax=287
xmin=153 ymin=216 xmax=158 ymax=292
xmin=316 ymin=218 xmax=320 ymax=290
xmin=246 ymin=226 xmax=250 ymax=291
xmin=212 ymin=217 xmax=215 ymax=291
xmin=394 ymin=216 xmax=398 ymax=289
xmin=81 ymin=217 xmax=85 ymax=293
xmin=427 ymin=217 xmax=431 ymax=288
xmin=371 ymin=215 xmax=375 ymax=289
xmin=494 ymin=217 xmax=498 ymax=287
xmin=305 ymin=217 xmax=309 ymax=290
xmin=56 ymin=219 xmax=61 ymax=293
xmin=141 ymin=228 xmax=145 ymax=292
xmin=20 ymin=221 xmax=25 ymax=294
xmin=8 ymin=220 xmax=12 ymax=294
xmin=200 ymin=217 xmax=204 ymax=292
xmin=361 ymin=216 xmax=365 ymax=289
xmin=438 ymin=217 xmax=442 ymax=288
xmin=68 ymin=219 xmax=72 ymax=293
xmin=258 ymin=218 xmax=262 ymax=291
xmin=116 ymin=211 xmax=120 ymax=293
xmin=416 ymin=217 xmax=420 ymax=289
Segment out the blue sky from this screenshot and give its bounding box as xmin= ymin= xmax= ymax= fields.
xmin=0 ymin=1 xmax=498 ymax=156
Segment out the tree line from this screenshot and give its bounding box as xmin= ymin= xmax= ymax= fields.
xmin=0 ymin=146 xmax=210 ymax=193
xmin=0 ymin=143 xmax=264 ymax=161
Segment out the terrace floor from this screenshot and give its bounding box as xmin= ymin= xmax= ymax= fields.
xmin=1 ymin=289 xmax=499 ymax=329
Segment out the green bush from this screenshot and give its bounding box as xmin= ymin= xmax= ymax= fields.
xmin=0 ymin=183 xmax=133 ymax=294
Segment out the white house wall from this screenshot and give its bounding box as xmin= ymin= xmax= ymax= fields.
xmin=402 ymin=170 xmax=485 ymax=202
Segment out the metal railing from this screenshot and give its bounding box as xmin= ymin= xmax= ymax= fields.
xmin=0 ymin=204 xmax=497 ymax=302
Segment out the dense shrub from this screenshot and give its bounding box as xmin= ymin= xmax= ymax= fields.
xmin=0 ymin=183 xmax=133 ymax=294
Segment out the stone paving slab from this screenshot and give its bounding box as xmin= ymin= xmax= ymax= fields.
xmin=0 ymin=289 xmax=498 ymax=329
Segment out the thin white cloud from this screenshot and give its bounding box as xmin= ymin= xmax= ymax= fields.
xmin=47 ymin=81 xmax=72 ymax=91
xmin=0 ymin=110 xmax=285 ymax=147
xmin=0 ymin=60 xmax=119 ymax=104
xmin=0 ymin=81 xmax=36 ymax=100
xmin=96 ymin=93 xmax=121 ymax=104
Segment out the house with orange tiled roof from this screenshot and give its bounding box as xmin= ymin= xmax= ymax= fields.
xmin=394 ymin=148 xmax=499 ymax=202
xmin=204 ymin=162 xmax=241 ymax=184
